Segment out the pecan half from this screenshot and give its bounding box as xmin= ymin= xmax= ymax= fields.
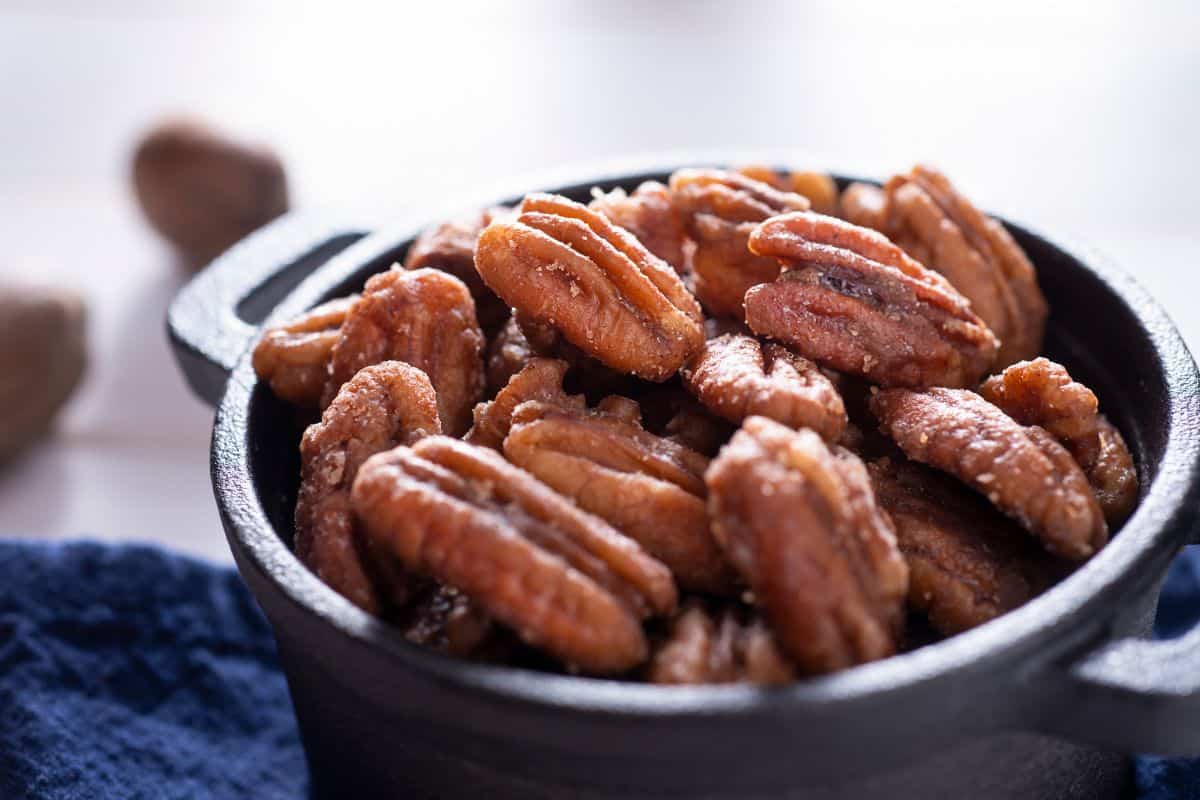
xmin=648 ymin=601 xmax=795 ymax=686
xmin=706 ymin=416 xmax=909 ymax=672
xmin=589 ymin=181 xmax=688 ymax=273
xmin=324 ymin=267 xmax=485 ymax=436
xmin=737 ymin=166 xmax=840 ymax=216
xmin=404 ymin=206 xmax=511 ymax=335
xmin=296 ymin=361 xmax=442 ymax=613
xmin=465 ymin=357 xmax=583 ymax=450
xmin=980 ymin=358 xmax=1138 ymax=527
xmin=868 ymin=457 xmax=1059 ymax=635
xmin=883 ymin=166 xmax=1048 ymax=366
xmin=475 ymin=193 xmax=703 ymax=381
xmin=252 ymin=296 xmax=355 ymax=407
xmin=681 ymin=332 xmax=847 ymax=442
xmin=351 ymin=437 xmax=677 ymax=673
xmin=870 ymin=387 xmax=1108 ymax=560
xmin=485 ymin=315 xmax=535 ymax=395
xmin=744 ymin=211 xmax=999 ymax=388
xmin=504 ymin=400 xmax=737 ymax=593
xmin=669 ymin=168 xmax=811 ymax=318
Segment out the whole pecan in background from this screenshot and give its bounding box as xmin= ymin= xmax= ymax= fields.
xmin=131 ymin=118 xmax=288 ymax=268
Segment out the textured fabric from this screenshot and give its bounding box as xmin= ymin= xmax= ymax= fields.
xmin=0 ymin=541 xmax=306 ymax=800
xmin=0 ymin=539 xmax=1197 ymax=799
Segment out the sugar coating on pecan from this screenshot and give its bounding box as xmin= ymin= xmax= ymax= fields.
xmin=465 ymin=357 xmax=583 ymax=450
xmin=839 ymin=182 xmax=887 ymax=231
xmin=648 ymin=601 xmax=794 ymax=686
xmin=589 ymin=181 xmax=688 ymax=273
xmin=351 ymin=437 xmax=677 ymax=673
xmin=737 ymin=166 xmax=840 ymax=217
xmin=681 ymin=332 xmax=847 ymax=442
xmin=504 ymin=399 xmax=737 ymax=594
xmin=324 ymin=267 xmax=485 ymax=436
xmin=404 ymin=206 xmax=512 ymax=335
xmin=252 ymin=295 xmax=356 ymax=407
xmin=868 ymin=457 xmax=1058 ymax=635
xmin=744 ymin=211 xmax=999 ymax=388
xmin=296 ymin=361 xmax=442 ymax=614
xmin=870 ymin=387 xmax=1107 ymax=560
xmin=979 ymin=358 xmax=1138 ymax=527
xmin=669 ymin=168 xmax=811 ymax=318
xmin=883 ymin=166 xmax=1048 ymax=366
xmin=706 ymin=416 xmax=909 ymax=673
xmin=474 ymin=193 xmax=704 ymax=381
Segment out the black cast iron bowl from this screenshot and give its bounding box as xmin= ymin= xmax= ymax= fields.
xmin=168 ymin=160 xmax=1200 ymax=800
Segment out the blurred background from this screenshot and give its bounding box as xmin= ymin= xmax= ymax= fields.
xmin=1 ymin=0 xmax=1197 ymax=562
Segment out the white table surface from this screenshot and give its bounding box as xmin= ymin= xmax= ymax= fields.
xmin=1 ymin=0 xmax=1197 ymax=563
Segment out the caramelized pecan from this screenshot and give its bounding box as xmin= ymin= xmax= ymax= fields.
xmin=681 ymin=332 xmax=847 ymax=442
xmin=324 ymin=267 xmax=485 ymax=436
xmin=870 ymin=387 xmax=1107 ymax=560
xmin=669 ymin=168 xmax=810 ymax=318
xmin=404 ymin=206 xmax=511 ymax=335
xmin=465 ymin=357 xmax=583 ymax=450
xmin=252 ymin=296 xmax=355 ymax=407
xmin=744 ymin=212 xmax=999 ymax=388
xmin=648 ymin=601 xmax=794 ymax=686
xmin=504 ymin=400 xmax=737 ymax=593
xmin=882 ymin=166 xmax=1048 ymax=366
xmin=868 ymin=457 xmax=1059 ymax=635
xmin=839 ymin=182 xmax=887 ymax=231
xmin=589 ymin=181 xmax=688 ymax=272
xmin=485 ymin=315 xmax=536 ymax=395
xmin=351 ymin=437 xmax=677 ymax=673
xmin=296 ymin=361 xmax=441 ymax=613
xmin=980 ymin=358 xmax=1138 ymax=527
xmin=475 ymin=193 xmax=703 ymax=381
xmin=706 ymin=416 xmax=909 ymax=673
xmin=737 ymin=166 xmax=840 ymax=216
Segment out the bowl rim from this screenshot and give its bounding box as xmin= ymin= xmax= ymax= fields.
xmin=212 ymin=156 xmax=1200 ymax=720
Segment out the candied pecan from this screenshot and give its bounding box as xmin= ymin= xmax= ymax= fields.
xmin=504 ymin=400 xmax=737 ymax=593
xmin=475 ymin=193 xmax=703 ymax=381
xmin=839 ymin=182 xmax=887 ymax=231
xmin=398 ymin=583 xmax=497 ymax=657
xmin=252 ymin=296 xmax=355 ymax=407
xmin=296 ymin=361 xmax=442 ymax=613
xmin=648 ymin=602 xmax=794 ymax=686
xmin=744 ymin=211 xmax=999 ymax=388
xmin=870 ymin=387 xmax=1107 ymax=560
xmin=868 ymin=457 xmax=1059 ymax=635
xmin=324 ymin=267 xmax=485 ymax=436
xmin=706 ymin=417 xmax=909 ymax=672
xmin=485 ymin=316 xmax=535 ymax=395
xmin=351 ymin=437 xmax=677 ymax=673
xmin=681 ymin=333 xmax=847 ymax=442
xmin=404 ymin=206 xmax=511 ymax=335
xmin=737 ymin=166 xmax=840 ymax=216
xmin=589 ymin=181 xmax=688 ymax=272
xmin=465 ymin=357 xmax=582 ymax=450
xmin=669 ymin=168 xmax=810 ymax=318
xmin=980 ymin=358 xmax=1138 ymax=527
xmin=883 ymin=166 xmax=1048 ymax=366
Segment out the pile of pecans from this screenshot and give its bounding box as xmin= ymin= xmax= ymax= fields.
xmin=252 ymin=165 xmax=1138 ymax=683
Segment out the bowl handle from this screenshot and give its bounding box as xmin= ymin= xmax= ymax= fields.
xmin=167 ymin=213 xmax=368 ymax=407
xmin=1039 ymin=602 xmax=1200 ymax=755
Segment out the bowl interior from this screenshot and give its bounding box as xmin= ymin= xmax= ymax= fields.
xmin=246 ymin=172 xmax=1158 ymax=567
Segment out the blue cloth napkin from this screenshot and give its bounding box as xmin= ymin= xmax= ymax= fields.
xmin=1 ymin=540 xmax=1198 ymax=799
